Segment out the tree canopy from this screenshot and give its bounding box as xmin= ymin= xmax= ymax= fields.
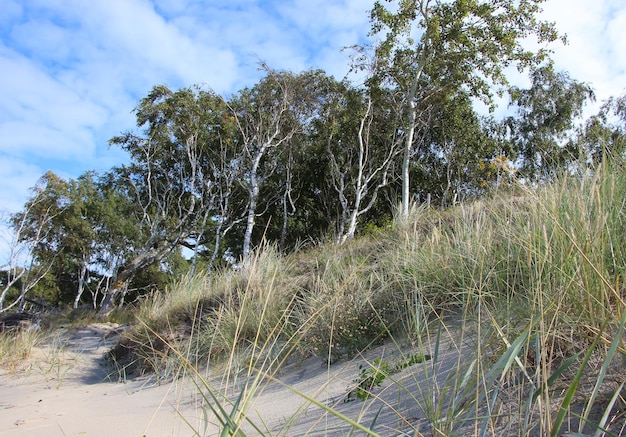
xmin=3 ymin=1 xmax=621 ymax=314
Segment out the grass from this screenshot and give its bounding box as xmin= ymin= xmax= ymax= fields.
xmin=0 ymin=325 xmax=79 ymax=389
xmin=0 ymin=328 xmax=43 ymax=372
xmin=64 ymin=160 xmax=626 ymax=434
xmin=33 ymin=332 xmax=79 ymax=388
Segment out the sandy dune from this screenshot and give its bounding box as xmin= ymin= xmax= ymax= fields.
xmin=0 ymin=324 xmax=466 ymax=436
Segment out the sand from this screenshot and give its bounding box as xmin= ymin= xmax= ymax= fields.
xmin=0 ymin=324 xmax=466 ymax=436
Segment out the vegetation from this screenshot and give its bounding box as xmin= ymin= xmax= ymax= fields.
xmin=104 ymin=159 xmax=625 ymax=435
xmin=2 ymin=0 xmax=601 ymax=314
xmin=1 ymin=0 xmax=625 ymax=434
xmin=347 ymin=353 xmax=431 ymax=402
xmin=0 ymin=328 xmax=43 ymax=372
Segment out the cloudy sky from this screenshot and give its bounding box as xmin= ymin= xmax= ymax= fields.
xmin=1 ymin=0 xmax=625 ymax=222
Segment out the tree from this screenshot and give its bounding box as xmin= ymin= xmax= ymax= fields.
xmin=369 ymin=0 xmax=562 ymax=215
xmin=3 ymin=170 xmax=158 ymax=311
xmin=1 ymin=172 xmax=67 ymax=311
xmin=506 ymin=63 xmax=595 ymax=180
xmin=228 ymin=68 xmax=327 ymax=259
xmin=320 ymin=79 xmax=402 ymax=242
xmin=416 ymin=90 xmax=505 ymax=206
xmin=575 ymin=94 xmax=626 ymax=169
xmin=100 ymin=85 xmax=225 ymax=314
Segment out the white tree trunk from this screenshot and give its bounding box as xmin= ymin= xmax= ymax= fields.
xmin=402 ymin=101 xmax=417 ymax=216
xmin=331 ymin=96 xmax=397 ymax=243
xmin=241 ymin=148 xmax=265 ymax=261
xmin=401 ymin=27 xmax=429 ymax=216
xmin=241 ymin=181 xmax=259 ymax=261
xmin=73 ymin=256 xmax=88 ymax=309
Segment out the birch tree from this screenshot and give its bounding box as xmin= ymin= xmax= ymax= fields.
xmin=99 ymin=85 xmax=223 ymax=314
xmin=229 ymin=68 xmax=324 ymax=260
xmin=576 ymin=94 xmax=626 ymax=168
xmin=0 ymin=173 xmax=65 ymax=311
xmin=322 ymin=81 xmax=402 ymax=242
xmin=505 ymin=64 xmax=595 ymax=180
xmin=369 ymin=0 xmax=562 ymax=215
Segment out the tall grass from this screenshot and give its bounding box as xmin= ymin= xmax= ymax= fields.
xmin=0 ymin=328 xmax=42 ymax=372
xmin=110 ymin=161 xmax=625 ymax=435
xmin=110 ymin=244 xmax=304 ymax=379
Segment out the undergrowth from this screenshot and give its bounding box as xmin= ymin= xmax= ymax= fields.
xmin=107 ymin=160 xmax=626 ymax=436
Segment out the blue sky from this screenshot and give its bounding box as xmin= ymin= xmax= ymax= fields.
xmin=0 ymin=0 xmax=625 ymax=231
xmin=0 ymin=0 xmax=373 ymax=215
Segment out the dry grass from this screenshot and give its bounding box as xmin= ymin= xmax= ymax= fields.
xmin=104 ymin=160 xmax=626 ymax=435
xmin=0 ymin=328 xmax=42 ymax=372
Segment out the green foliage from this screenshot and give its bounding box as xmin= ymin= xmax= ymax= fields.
xmin=349 ymin=358 xmax=393 ymax=401
xmin=576 ymin=94 xmax=626 ymax=167
xmin=347 ymin=353 xmax=430 ymax=401
xmin=11 ymin=77 xmax=621 ymax=315
xmin=7 ymin=0 xmax=625 ymax=344
xmin=368 ymin=0 xmax=563 ymax=213
xmin=507 ymin=63 xmax=596 ymax=180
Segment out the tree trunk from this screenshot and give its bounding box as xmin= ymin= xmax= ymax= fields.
xmin=190 ymin=207 xmax=212 ymax=276
xmin=402 ymin=102 xmax=417 ymax=216
xmin=98 ymin=273 xmax=131 ymax=316
xmin=279 ymin=162 xmax=295 ymax=254
xmin=97 ymin=244 xmax=173 ymax=316
xmin=280 ymin=190 xmax=289 ymax=253
xmin=242 ymin=149 xmax=265 ymax=261
xmin=401 ymin=36 xmax=428 ymax=217
xmin=242 ymin=182 xmax=258 ymax=261
xmin=73 ymin=258 xmax=88 ymax=309
xmin=342 ymin=208 xmax=360 ymax=244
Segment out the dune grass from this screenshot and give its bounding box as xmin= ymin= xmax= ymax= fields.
xmin=0 ymin=325 xmax=81 ymax=389
xmin=108 ymin=160 xmax=626 ymax=435
xmin=0 ymin=328 xmax=43 ymax=372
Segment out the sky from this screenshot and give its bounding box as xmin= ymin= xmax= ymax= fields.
xmin=1 ymin=0 xmax=625 ymax=242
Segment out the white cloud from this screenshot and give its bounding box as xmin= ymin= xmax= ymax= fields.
xmin=0 ymin=43 xmax=112 ymax=159
xmin=271 ymin=0 xmax=373 ymax=77
xmin=540 ymin=0 xmax=626 ymax=104
xmin=0 ymin=159 xmax=43 ymax=214
xmin=75 ymin=0 xmax=238 ymax=89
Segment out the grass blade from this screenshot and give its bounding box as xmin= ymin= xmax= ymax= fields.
xmin=532 ymin=351 xmax=582 ymax=402
xmin=550 ymin=322 xmax=605 ymax=437
xmin=594 ymin=382 xmax=625 ymax=437
xmin=580 ymin=309 xmax=626 ymax=433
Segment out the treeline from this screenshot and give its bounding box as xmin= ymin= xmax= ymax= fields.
xmin=1 ymin=0 xmax=625 ymax=314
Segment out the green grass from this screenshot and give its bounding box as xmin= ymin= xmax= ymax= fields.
xmin=106 ymin=160 xmax=626 ymax=435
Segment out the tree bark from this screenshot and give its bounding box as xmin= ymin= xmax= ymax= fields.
xmin=401 ymin=47 xmax=427 ymax=217
xmin=97 ymin=244 xmax=173 ymax=316
xmin=241 ymin=151 xmax=263 ymax=261
xmin=73 ymin=256 xmax=88 ymax=309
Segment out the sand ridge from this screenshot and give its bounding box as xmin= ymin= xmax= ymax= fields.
xmin=0 ymin=324 xmax=466 ymax=436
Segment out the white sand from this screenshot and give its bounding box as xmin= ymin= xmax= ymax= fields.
xmin=0 ymin=324 xmax=466 ymax=436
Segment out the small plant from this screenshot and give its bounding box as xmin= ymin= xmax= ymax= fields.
xmin=347 ymin=353 xmax=431 ymax=401
xmin=35 ymin=334 xmax=77 ymax=388
xmin=348 ymin=358 xmax=393 ymax=401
